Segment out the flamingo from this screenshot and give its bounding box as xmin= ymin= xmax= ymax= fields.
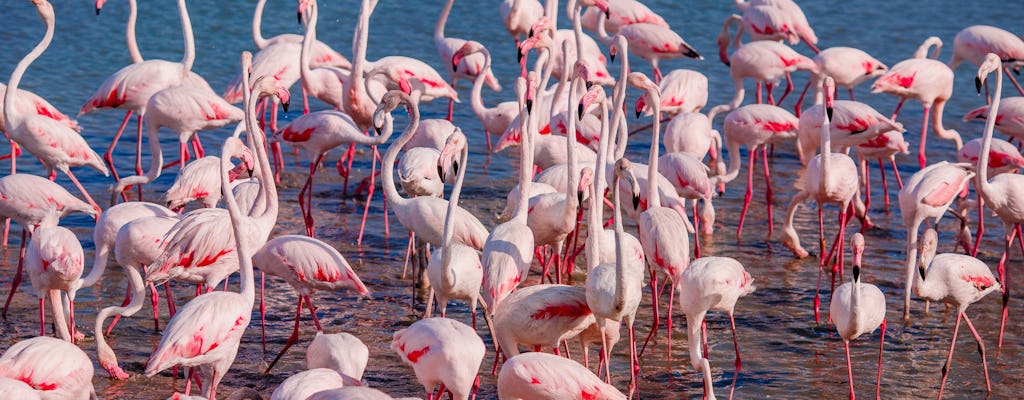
xmin=0 ymin=83 xmax=79 ymax=162
xmin=143 ymin=72 xmax=280 ymax=399
xmin=794 ymin=47 xmax=888 ymax=116
xmin=84 ymin=0 xmax=212 ymax=185
xmin=306 ymin=332 xmax=369 ymax=386
xmin=715 ymin=103 xmax=800 ymax=239
xmin=164 ymin=150 xmax=256 ymax=212
xmin=780 ymin=77 xmax=861 ymax=323
xmin=436 ymin=0 xmax=501 ymax=120
xmin=397 ymin=146 xmax=445 ymax=198
xmin=677 ymin=254 xmax=755 ymax=400
xmin=915 ymin=228 xmax=999 ymax=398
xmin=481 ymin=76 xmax=535 ymax=319
xmin=271 ymin=368 xmax=346 ymax=400
xmin=391 ymin=317 xmax=485 ymax=400
xmin=585 ymin=157 xmax=643 ymax=394
xmin=4 ymin=0 xmax=108 ymax=212
xmin=0 ymin=174 xmax=96 ymax=319
xmin=635 ymin=69 xmax=709 ymax=119
xmin=0 ymin=336 xmax=96 ymax=399
xmin=425 ymin=131 xmax=483 ymax=325
xmin=25 ymin=208 xmax=83 ymax=343
xmin=949 ymin=25 xmax=1024 ymax=98
xmin=256 ymin=234 xmax=371 ymax=372
xmin=580 ymin=0 xmax=668 ymax=35
xmin=492 ymin=282 xmax=596 ymax=359
xmin=962 ymin=96 xmax=1024 ymax=142
xmin=0 ymin=377 xmax=39 ymax=400
xmin=956 ymin=137 xmax=1024 ymax=256
xmin=871 ymin=36 xmax=960 ymax=168
xmin=829 ymin=233 xmax=886 ymax=400
xmin=297 ymin=0 xmax=349 ymax=111
xmin=715 ymin=14 xmax=817 ymax=109
xmin=796 ymin=100 xmax=903 ymax=166
xmin=592 ymin=5 xmax=701 ymax=83
xmin=306 ymin=387 xmax=405 ymax=400
xmin=496 ymin=352 xmax=626 ymax=400
xmin=973 ymin=53 xmax=1024 ymax=347
xmin=453 ymin=41 xmax=519 ymax=151
xmin=249 ymin=0 xmax=349 ymax=68
xmin=896 ymin=161 xmax=974 ymax=325
xmin=855 ymin=130 xmax=909 ymax=212
xmin=96 ymin=214 xmax=179 ymax=379
xmin=732 ymin=0 xmax=819 ymax=53
xmin=499 ymin=0 xmax=544 ymax=49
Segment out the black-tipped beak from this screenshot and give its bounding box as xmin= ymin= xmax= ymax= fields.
xmin=683 ymin=47 xmax=701 ymax=60
xmin=373 ymin=124 xmax=382 ymax=136
xmin=526 ymin=99 xmax=533 ymax=113
xmin=585 ymin=81 xmax=594 ymax=90
xmin=517 ymin=49 xmax=524 ymax=63
xmin=1016 ymin=67 xmax=1021 ymax=76
xmin=437 ymin=165 xmax=445 ymax=182
xmin=577 ymin=190 xmax=583 ymax=204
xmin=452 ymin=160 xmax=459 ymax=180
xmin=95 ymin=7 xmax=101 ymax=15
xmin=610 ymin=52 xmax=616 ymax=63
xmin=826 ymin=106 xmax=833 ymax=120
xmin=852 ymin=264 xmax=861 ymax=282
xmin=578 ymin=103 xmax=585 ymax=119
xmin=604 ymin=9 xmax=610 ymax=18
xmin=451 ymin=61 xmax=458 ymax=72
xmin=282 ymin=101 xmax=290 ymax=113
xmin=297 ymin=11 xmax=302 ymax=24
xmin=632 ymin=195 xmax=640 ymax=210
xmin=247 ymin=168 xmax=254 ymax=177
xmin=528 ymin=28 xmax=534 ymax=37
xmin=976 ymin=77 xmax=983 ymax=94
xmin=635 ymin=109 xmax=642 ymax=119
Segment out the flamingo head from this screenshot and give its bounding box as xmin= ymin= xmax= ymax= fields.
xmin=614 ymin=158 xmax=640 ymax=210
xmin=241 ymin=52 xmax=253 ymax=76
xmin=608 ymin=35 xmax=628 ymax=63
xmin=372 ymin=90 xmax=409 ymax=135
xmin=297 ymin=0 xmax=314 ymax=23
xmin=518 ymin=33 xmax=553 ymax=64
xmin=577 ymin=167 xmax=595 ymax=204
xmin=977 ymin=53 xmax=1003 ymax=94
xmin=578 ymin=85 xmax=606 ymax=120
xmin=251 ymin=76 xmax=291 ymax=113
xmin=822 ymin=76 xmax=835 ymax=120
xmin=573 ymin=60 xmax=594 ymax=90
xmin=918 ymin=228 xmax=939 ymax=277
xmin=437 ymin=128 xmax=467 ymax=182
xmin=851 ymin=233 xmax=865 ymax=281
xmin=528 ymin=17 xmax=551 ymax=38
xmin=580 ymin=0 xmax=610 ymax=17
xmin=32 ymin=0 xmax=53 ymax=20
xmin=452 ymin=41 xmax=486 ymax=73
xmin=526 ymin=71 xmax=539 ymax=112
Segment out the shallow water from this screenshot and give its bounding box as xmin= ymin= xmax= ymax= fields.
xmin=0 ymin=0 xmax=1023 ymax=399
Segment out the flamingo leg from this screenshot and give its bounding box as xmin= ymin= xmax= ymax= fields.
xmin=998 ymin=224 xmax=1016 ymax=348
xmin=794 ymin=78 xmax=813 ymax=117
xmin=135 ymin=116 xmax=144 ymax=200
xmin=877 ymin=318 xmax=886 ymax=400
xmin=889 ymin=157 xmax=904 ymax=189
xmin=191 ymin=134 xmax=204 ymax=158
xmin=148 ymin=282 xmax=160 ymax=332
xmin=304 ymin=295 xmax=323 ymax=332
xmin=357 ymin=146 xmax=379 ymax=246
xmin=640 ymin=267 xmax=660 ymax=358
xmin=300 ymin=154 xmax=325 ymax=237
xmin=64 ymin=169 xmax=102 ymax=215
xmin=338 ymin=143 xmax=355 ymax=196
xmin=861 ymin=158 xmax=872 ymax=212
xmin=737 ymin=149 xmax=757 ymax=240
xmin=972 ymin=195 xmax=985 ymax=257
xmin=1005 ymin=68 xmax=1024 ymax=97
xmin=693 ymin=200 xmax=702 ymax=258
xmin=2 ymin=229 xmax=27 ymax=319
xmin=938 ymin=312 xmax=964 ymax=399
xmin=844 ymin=341 xmax=855 ymax=400
xmin=105 ymin=284 xmax=132 ymax=334
xmin=627 ymin=318 xmax=639 ymax=398
xmin=766 ymin=82 xmax=776 ymax=105
xmin=600 ymin=320 xmax=611 ymax=384
xmin=164 ymin=282 xmax=177 ymax=317
xmin=266 ymin=296 xmax=304 ymax=373
xmin=917 ymin=106 xmax=931 ymax=169
xmin=877 ymin=158 xmax=891 ymax=210
xmin=890 ymin=98 xmax=906 ymax=121
xmin=104 ymin=111 xmax=132 ymax=185
xmin=261 ymin=271 xmax=267 ymax=353
xmin=962 ymin=314 xmax=991 ymax=393
xmin=762 ymin=147 xmax=774 ymax=234
xmin=778 ymin=72 xmax=794 ymax=105
xmin=815 ymin=205 xmax=825 ymax=324
xmin=38 ymin=296 xmax=45 ymax=336
xmin=755 ymin=82 xmax=763 ymax=104
xmin=730 ymin=313 xmax=742 ymax=400
xmin=667 ymin=282 xmax=675 ymax=358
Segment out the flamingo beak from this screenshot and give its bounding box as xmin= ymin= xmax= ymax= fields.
xmin=437 ymin=165 xmax=445 ymax=182
xmin=632 ymin=194 xmax=640 ymax=211
xmin=852 ymin=264 xmax=861 ymax=282
xmin=976 ymin=77 xmax=983 ymax=94
xmin=526 ymin=99 xmax=533 ymax=113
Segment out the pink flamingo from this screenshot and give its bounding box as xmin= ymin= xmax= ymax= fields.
xmin=732 ymin=0 xmax=819 ymax=53
xmin=306 ymin=332 xmax=370 ymax=385
xmin=896 ymin=161 xmax=974 ymax=325
xmin=250 ymin=0 xmax=349 ymax=68
xmin=0 ymin=82 xmax=80 ymax=156
xmin=164 ymin=148 xmax=256 ymax=212
xmin=963 ymin=96 xmax=1024 ymax=142
xmin=780 ymin=77 xmax=860 ymax=323
xmin=398 ymin=146 xmax=445 ymax=198
xmin=973 ymin=53 xmax=1024 ymax=348
xmin=492 ymin=283 xmax=596 ymax=360
xmin=306 ymin=387 xmax=405 ymax=400
xmin=83 ymin=0 xmax=210 ymax=184
xmin=425 ymin=131 xmax=484 ymax=325
xmin=96 ymin=214 xmax=179 ymax=379
xmin=497 ymin=352 xmax=626 ymax=400
xmin=436 ymin=0 xmax=501 ymax=120
xmin=0 ymin=377 xmax=39 ymax=400
xmin=499 ymin=0 xmax=544 ymax=49
xmin=297 ymin=0 xmax=349 ymax=111
xmin=957 ymin=137 xmax=1024 ymax=256
xmin=678 ymin=254 xmax=755 ymax=400
xmin=871 ymin=36 xmax=960 ymax=168
xmin=915 ymin=228 xmax=999 ymax=398
xmin=796 ymin=100 xmax=903 ymax=165
xmin=0 ymin=336 xmax=96 ymax=399
xmin=580 ymin=0 xmax=667 ymax=35
xmin=271 ymin=368 xmax=346 ymax=400
xmin=585 ymin=158 xmax=644 ymax=394
xmin=949 ymin=25 xmax=1024 ymax=98
xmin=715 ymin=103 xmax=800 ymax=239
xmin=4 ymin=0 xmax=108 ymax=212
xmin=636 ymin=69 xmax=709 ymax=119
xmin=592 ymin=6 xmax=701 ymax=83
xmin=829 ymin=233 xmax=886 ymax=400
xmin=111 ymin=84 xmax=245 ymax=202
xmin=25 ymin=208 xmax=83 ymax=342
xmin=482 ymin=76 xmax=535 ymax=319
xmin=391 ymin=317 xmax=485 ymax=400
xmin=628 ymin=72 xmax=694 ymax=358
xmin=716 ymin=15 xmax=817 ymax=109
xmin=453 ymin=41 xmax=519 ymax=151
xmin=793 ymin=46 xmax=888 ymax=116
xmin=0 ymin=174 xmax=96 ymax=319
xmin=143 ymin=74 xmax=280 ymax=399
xmin=855 ymin=130 xmax=909 ymax=211
xmin=256 ymin=234 xmax=371 ymax=372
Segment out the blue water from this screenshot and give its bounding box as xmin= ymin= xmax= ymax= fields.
xmin=1 ymin=0 xmax=1024 ymax=398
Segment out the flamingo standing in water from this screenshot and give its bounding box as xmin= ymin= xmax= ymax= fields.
xmin=0 ymin=336 xmax=96 ymax=399
xmin=271 ymin=368 xmax=346 ymax=400
xmin=297 ymin=0 xmax=350 ymax=111
xmin=592 ymin=6 xmax=701 ymax=83
xmin=963 ymin=97 xmax=1024 ymax=142
xmin=306 ymin=331 xmax=370 ymax=385
xmin=793 ymin=47 xmax=888 ymax=116
xmin=949 ymin=25 xmax=1024 ymax=98
xmin=249 ymin=0 xmax=349 ymax=68
xmin=0 ymin=83 xmax=78 ymax=163
xmin=499 ymin=0 xmax=544 ymax=50
xmin=4 ymin=0 xmax=108 ymax=212
xmin=453 ymin=41 xmax=519 ymax=151
xmin=856 ymin=130 xmax=909 ymax=211
xmin=163 ymin=146 xmax=256 ymax=212
xmin=956 ymin=137 xmax=1024 ymax=256
xmin=497 ymin=352 xmax=626 ymax=400
xmin=915 ymin=228 xmax=999 ymax=398
xmin=829 ymin=233 xmax=886 ymax=400
xmin=973 ymin=53 xmax=1024 ymax=348
xmin=143 ymin=71 xmax=280 ymax=400
xmin=84 ymin=0 xmax=211 ymax=184
xmin=780 ymin=77 xmax=860 ymax=324
xmin=871 ymin=36 xmax=960 ymax=168
xmin=391 ymin=317 xmax=485 ymax=400
xmin=25 ymin=208 xmax=83 ymax=343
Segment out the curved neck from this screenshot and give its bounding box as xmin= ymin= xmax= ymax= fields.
xmin=647 ymin=90 xmax=662 ymax=208
xmin=607 ymin=41 xmax=628 ymax=139
xmin=686 ymin=311 xmax=716 ymax=399
xmin=95 ymin=264 xmax=146 ymax=364
xmin=344 ymin=0 xmax=374 ymax=129
xmin=252 ymin=0 xmax=269 ymax=49
xmin=383 ymin=102 xmax=420 ymax=208
xmin=849 ymin=274 xmax=862 ymax=327
xmin=470 ymin=49 xmax=494 ymax=123
xmin=111 ymin=123 xmax=164 ymax=199
xmin=594 ymin=7 xmax=612 ymax=45
xmin=544 ymin=0 xmax=558 ymax=29
xmin=570 ymin=0 xmax=585 ymax=58
xmin=178 ymin=0 xmax=195 ymax=72
xmin=930 ymin=99 xmax=962 ymax=149
xmin=978 ymin=65 xmax=1004 ymax=193
xmin=594 ymin=96 xmax=610 ymax=204
xmin=126 ymin=0 xmax=142 ymax=63
xmin=435 ymin=0 xmax=453 ymax=44
xmin=300 ymin=3 xmax=317 ymax=84
xmin=5 ymin=5 xmax=54 ymax=129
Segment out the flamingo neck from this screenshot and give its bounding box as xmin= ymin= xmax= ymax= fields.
xmin=543 ymin=0 xmax=558 ymax=28
xmin=299 ymin=3 xmax=317 ymax=85
xmin=4 ymin=4 xmax=54 ymax=129
xmin=469 ymin=50 xmax=494 ymax=127
xmin=95 ymin=263 xmax=146 ymax=363
xmin=607 ymin=40 xmax=628 ymax=141
xmin=593 ymin=7 xmax=612 ymax=46
xmin=178 ymin=0 xmax=195 ymax=73
xmin=913 ymin=241 xmax=937 ymax=300
xmin=647 ymin=91 xmax=662 ymax=208
xmin=569 ymin=0 xmax=586 ymax=56
xmin=686 ymin=311 xmax=717 ymax=399
xmin=564 ymin=71 xmax=581 ymax=213
xmin=252 ymin=0 xmax=269 ymax=49
xmin=930 ymin=99 xmax=962 ymax=150
xmin=441 ymin=143 xmax=468 ymax=249
xmin=434 ymin=0 xmax=453 ymax=44
xmin=512 ymin=92 xmax=533 ymax=223
xmin=978 ymin=64 xmax=1003 ymax=194
xmin=611 ymin=164 xmax=626 ymax=308
xmin=344 ymin=0 xmax=374 ymax=129
xmin=382 ymin=102 xmax=420 ymax=208
xmin=126 ymin=0 xmax=142 ymax=63
xmin=111 ymin=123 xmax=164 ymax=199
xmin=819 ymin=109 xmax=832 ymax=193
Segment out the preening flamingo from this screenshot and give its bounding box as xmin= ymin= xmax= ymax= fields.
xmin=4 ymin=0 xmax=108 ymax=212
xmin=497 ymin=352 xmax=626 ymax=400
xmin=829 ymin=233 xmax=886 ymax=400
xmin=0 ymin=336 xmax=96 ymax=399
xmin=916 ymin=228 xmax=999 ymax=398
xmin=306 ymin=331 xmax=370 ymax=385
xmin=271 ymin=368 xmax=346 ymax=400
xmin=871 ymin=36 xmax=960 ymax=168
xmin=592 ymin=5 xmax=701 ymax=83
xmin=164 ymin=149 xmax=256 ymax=212
xmin=492 ymin=283 xmax=595 ymax=359
xmin=391 ymin=317 xmax=485 ymax=400
xmin=0 ymin=82 xmax=79 ymax=148
xmin=948 ymin=25 xmax=1024 ymax=98
xmin=636 ymin=69 xmax=709 ymax=119
xmin=25 ymin=208 xmax=83 ymax=342
xmin=580 ymin=0 xmax=667 ymax=36
xmin=453 ymin=41 xmax=519 ymax=151
xmin=780 ymin=77 xmax=860 ymax=323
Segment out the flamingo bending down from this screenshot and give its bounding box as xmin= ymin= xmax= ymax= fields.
xmin=916 ymin=228 xmax=999 ymax=398
xmin=780 ymin=77 xmax=861 ymax=324
xmin=829 ymin=233 xmax=886 ymax=400
xmin=4 ymin=0 xmax=108 ymax=212
xmin=0 ymin=336 xmax=96 ymax=399
xmin=25 ymin=209 xmax=83 ymax=343
xmin=256 ymin=234 xmax=371 ymax=372
xmin=497 ymin=352 xmax=626 ymax=400
xmin=391 ymin=317 xmax=486 ymax=400
xmin=871 ymin=36 xmax=960 ymax=168
xmin=636 ymin=69 xmax=709 ymax=119
xmin=306 ymin=331 xmax=370 ymax=385
xmin=164 ymin=150 xmax=255 ymax=212
xmin=855 ymin=130 xmax=909 ymax=211
xmin=271 ymin=368 xmax=346 ymax=400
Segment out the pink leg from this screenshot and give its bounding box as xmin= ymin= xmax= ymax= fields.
xmin=64 ymin=170 xmax=102 ymax=216
xmin=755 ymin=82 xmax=763 ymax=104
xmin=917 ymin=106 xmax=930 ymax=169
xmin=667 ymin=283 xmax=675 ymax=358
xmin=261 ymin=272 xmax=267 ymax=353
xmin=640 ymin=268 xmax=660 ymax=358
xmin=815 ymin=206 xmax=825 ymax=324
xmin=104 ymin=111 xmax=132 ymax=185
xmin=938 ymin=312 xmax=964 ymax=399
xmin=485 ymin=130 xmax=492 ymax=152
xmin=447 ymin=98 xmax=454 ymax=122
xmin=889 ymin=157 xmax=904 ymax=189
xmin=357 ymin=147 xmax=379 ymax=246
xmin=302 ymin=86 xmax=310 ymax=114
xmin=876 ymin=319 xmax=886 ymax=399
xmin=300 ymin=154 xmax=325 ymax=237
xmin=762 ymin=147 xmax=774 ymax=234
xmin=972 ymin=195 xmax=985 ymax=257
xmin=135 ymin=116 xmax=144 ymax=200
xmin=737 ymin=150 xmax=757 ymax=240
xmin=890 ymin=98 xmax=906 ymax=121
xmin=793 ymin=79 xmax=813 ymax=117
xmin=164 ymin=282 xmax=177 ymax=317
xmin=38 ymin=297 xmax=45 ymax=336
xmin=962 ymin=314 xmax=991 ymax=393
xmin=778 ymin=72 xmax=794 ymax=105
xmin=148 ymin=282 xmax=160 ymax=332
xmin=862 ymin=159 xmax=872 ymax=212
xmin=844 ymin=341 xmax=855 ymax=400
xmin=191 ymin=135 xmax=204 ymax=158
xmin=998 ymin=226 xmax=1016 ymax=348
xmin=628 ymin=321 xmax=639 ymax=398
xmin=304 ymin=295 xmax=323 ymax=331
xmin=266 ymin=296 xmax=304 ymax=373
xmin=877 ymin=159 xmax=891 ymax=210
xmin=766 ymin=82 xmax=776 ymax=105
xmin=730 ymin=314 xmax=742 ymax=400
xmin=2 ymin=230 xmax=27 ymax=319
xmin=693 ymin=203 xmax=702 ymax=258
xmin=1005 ymin=68 xmax=1024 ymax=97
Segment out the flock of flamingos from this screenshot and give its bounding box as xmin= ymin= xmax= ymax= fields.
xmin=0 ymin=0 xmax=1023 ymax=398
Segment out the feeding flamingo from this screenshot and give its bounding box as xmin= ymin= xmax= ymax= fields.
xmin=497 ymin=352 xmax=626 ymax=400
xmin=391 ymin=317 xmax=485 ymax=400
xmin=25 ymin=208 xmax=83 ymax=343
xmin=0 ymin=336 xmax=96 ymax=399
xmin=436 ymin=0 xmax=501 ymax=120
xmin=306 ymin=331 xmax=370 ymax=386
xmin=453 ymin=41 xmax=519 ymax=151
